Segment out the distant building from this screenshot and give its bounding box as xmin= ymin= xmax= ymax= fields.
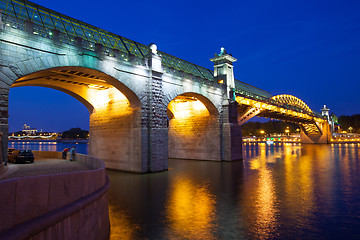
xmin=22 ymin=124 xmax=37 ymax=134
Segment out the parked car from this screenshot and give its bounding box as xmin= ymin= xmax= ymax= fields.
xmin=8 ymin=149 xmax=34 ymax=163
xmin=7 ymin=147 xmax=15 ymax=155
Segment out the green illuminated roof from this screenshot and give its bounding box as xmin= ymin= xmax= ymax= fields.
xmin=234 ymin=80 xmax=272 ymax=100
xmin=0 ymin=0 xmax=274 ymax=99
xmin=0 ymin=0 xmax=214 ymax=80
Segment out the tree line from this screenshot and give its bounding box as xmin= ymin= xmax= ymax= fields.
xmin=242 ymin=114 xmax=360 ymax=136
xmin=242 ymin=120 xmax=299 ymax=137
xmin=61 ymin=128 xmax=89 ymax=139
xmin=338 ymin=114 xmax=360 ymax=133
xmin=10 ymin=127 xmax=89 ymax=139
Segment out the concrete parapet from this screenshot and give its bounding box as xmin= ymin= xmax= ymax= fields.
xmin=32 ymin=151 xmax=105 ymax=169
xmin=0 ymin=162 xmax=7 ymax=175
xmin=0 ymin=152 xmax=110 ymax=240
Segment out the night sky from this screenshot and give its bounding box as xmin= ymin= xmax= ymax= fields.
xmin=8 ymin=0 xmax=360 ymax=132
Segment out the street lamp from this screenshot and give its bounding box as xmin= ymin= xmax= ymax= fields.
xmin=285 ymin=127 xmax=290 ymax=136
xmin=348 ymin=127 xmax=354 ymax=133
xmin=259 ymin=130 xmax=266 ymax=140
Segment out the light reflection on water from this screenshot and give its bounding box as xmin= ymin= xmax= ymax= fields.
xmin=89 ymin=143 xmax=360 ymax=239
xmin=165 ymin=177 xmax=217 ymax=239
xmin=9 ymin=142 xmax=360 ymax=238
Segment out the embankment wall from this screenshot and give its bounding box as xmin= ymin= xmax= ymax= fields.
xmin=0 ymin=152 xmax=110 ymax=240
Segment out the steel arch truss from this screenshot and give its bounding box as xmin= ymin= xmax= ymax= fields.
xmin=238 ymin=107 xmax=261 ymax=125
xmin=271 ymin=94 xmax=312 ymax=113
xmin=299 ymin=122 xmax=322 ymax=135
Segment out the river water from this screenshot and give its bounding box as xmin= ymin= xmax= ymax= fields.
xmin=9 ymin=142 xmax=360 ymax=239
xmin=108 ymin=143 xmax=360 ymax=240
xmin=8 ymin=141 xmax=89 ymax=154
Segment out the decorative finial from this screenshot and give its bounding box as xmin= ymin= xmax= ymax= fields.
xmin=149 ymin=43 xmax=157 ymax=54
xmin=219 ymin=47 xmax=226 ymax=56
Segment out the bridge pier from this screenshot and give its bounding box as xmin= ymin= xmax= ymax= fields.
xmin=0 ymin=89 xmax=9 ymax=165
xmin=141 ymin=45 xmax=168 ymax=172
xmin=167 ymin=95 xmax=221 ymax=161
xmin=88 ymin=99 xmax=143 ymax=172
xmin=221 ymin=101 xmax=242 ymax=161
xmin=300 ymin=121 xmax=331 ymax=144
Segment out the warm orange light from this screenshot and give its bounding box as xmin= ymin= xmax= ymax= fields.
xmin=88 ymin=87 xmax=127 ymax=107
xmin=166 ymin=177 xmax=216 ymax=239
xmin=168 ymin=96 xmax=211 ymax=136
xmin=108 ymin=203 xmax=139 ymax=239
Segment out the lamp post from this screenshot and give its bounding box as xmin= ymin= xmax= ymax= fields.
xmin=348 ymin=127 xmax=354 ymax=133
xmin=285 ymin=127 xmax=290 ymax=136
xmin=260 ymin=130 xmax=265 ymax=140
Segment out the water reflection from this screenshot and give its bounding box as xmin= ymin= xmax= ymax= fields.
xmin=108 ymin=204 xmax=140 ymax=239
xmin=107 ymin=144 xmax=360 ymax=240
xmin=8 ymin=142 xmax=88 ymax=154
xmin=165 ymin=177 xmax=216 ymax=239
xmin=245 ymin=144 xmax=279 ymax=239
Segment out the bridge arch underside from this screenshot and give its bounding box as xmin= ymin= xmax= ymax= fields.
xmin=167 ymin=93 xmax=221 ymax=161
xmin=11 ymin=66 xmax=144 ymax=171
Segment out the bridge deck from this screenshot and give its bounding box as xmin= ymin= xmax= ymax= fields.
xmin=0 ymin=0 xmax=271 ymax=100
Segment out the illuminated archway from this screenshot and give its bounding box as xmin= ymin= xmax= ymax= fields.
xmin=167 ymin=92 xmax=220 ymax=161
xmin=10 ymin=66 xmax=142 ymax=171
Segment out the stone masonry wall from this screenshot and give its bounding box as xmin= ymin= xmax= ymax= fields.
xmin=220 ymin=102 xmax=243 ymax=161
xmin=89 ymin=93 xmax=143 ymax=172
xmin=169 ymin=114 xmax=221 ymax=161
xmin=168 ymin=98 xmax=221 ymax=161
xmin=140 ymin=53 xmax=169 ymax=172
xmin=0 ymin=153 xmax=110 ymax=240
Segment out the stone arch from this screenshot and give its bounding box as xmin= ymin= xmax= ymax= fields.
xmin=8 ymin=59 xmax=142 ymax=109
xmin=6 ymin=63 xmax=144 ymax=171
xmin=11 ymin=83 xmax=94 ymax=114
xmin=166 ymin=92 xmax=219 ymax=118
xmin=163 ymin=90 xmax=221 ymax=117
xmin=166 ymin=91 xmax=221 ymax=161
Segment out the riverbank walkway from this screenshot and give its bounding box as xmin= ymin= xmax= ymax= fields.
xmin=0 ymin=158 xmax=92 ymax=180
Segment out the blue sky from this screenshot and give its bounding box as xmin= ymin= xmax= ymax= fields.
xmin=8 ymin=0 xmax=360 ymax=132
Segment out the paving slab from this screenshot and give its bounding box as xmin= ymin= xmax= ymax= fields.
xmin=0 ymin=159 xmax=92 ymax=180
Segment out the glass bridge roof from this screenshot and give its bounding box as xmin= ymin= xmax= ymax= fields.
xmin=0 ymin=0 xmax=272 ymax=100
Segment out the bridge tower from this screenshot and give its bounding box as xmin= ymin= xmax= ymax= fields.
xmin=300 ymin=105 xmax=332 ymax=144
xmin=210 ymin=47 xmax=237 ymax=100
xmin=321 ymin=105 xmax=330 ymax=122
xmin=210 ymin=48 xmax=242 ymax=161
xmin=321 ymin=105 xmax=335 ymax=132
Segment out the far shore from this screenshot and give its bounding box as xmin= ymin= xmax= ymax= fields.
xmin=8 ymin=139 xmax=89 ymax=143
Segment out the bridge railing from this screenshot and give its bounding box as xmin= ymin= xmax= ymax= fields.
xmin=234 ymin=86 xmax=323 ymax=119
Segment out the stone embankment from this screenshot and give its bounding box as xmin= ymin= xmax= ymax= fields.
xmin=0 ymin=151 xmax=110 ymax=240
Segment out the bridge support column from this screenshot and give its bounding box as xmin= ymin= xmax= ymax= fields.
xmin=300 ymin=122 xmax=331 ymax=144
xmin=221 ymin=101 xmax=242 ymax=161
xmin=0 ymin=89 xmax=8 ymax=165
xmin=88 ymin=94 xmax=143 ymax=172
xmin=141 ymin=44 xmax=168 ymax=172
